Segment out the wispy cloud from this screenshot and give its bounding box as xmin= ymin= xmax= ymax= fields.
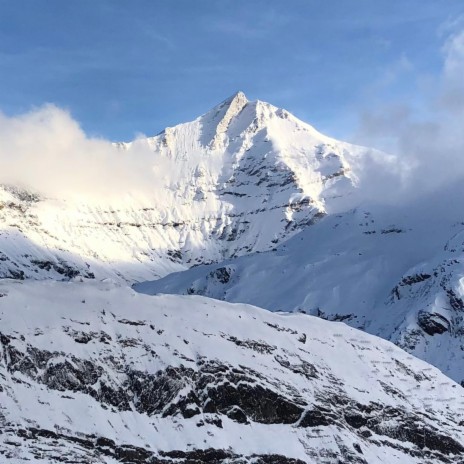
xmin=0 ymin=105 xmax=170 ymax=201
xmin=139 ymin=27 xmax=177 ymax=51
xmin=351 ymin=25 xmax=464 ymax=203
xmin=441 ymin=29 xmax=464 ymax=110
xmin=376 ymin=54 xmax=414 ymax=89
xmin=208 ymin=7 xmax=291 ymax=40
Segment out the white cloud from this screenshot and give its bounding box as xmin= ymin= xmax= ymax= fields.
xmin=351 ymin=27 xmax=464 ymax=205
xmin=441 ymin=30 xmax=464 ymax=110
xmin=0 ymin=105 xmax=163 ymax=201
xmin=2 ymin=27 xmax=464 ymax=211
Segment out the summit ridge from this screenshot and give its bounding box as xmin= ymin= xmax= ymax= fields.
xmin=0 ymin=93 xmax=365 ymax=283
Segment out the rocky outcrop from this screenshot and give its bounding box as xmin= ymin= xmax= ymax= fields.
xmin=1 ymin=281 xmax=464 ymax=463
xmin=136 ymin=205 xmax=464 ymax=385
xmin=3 ymin=426 xmax=307 ymax=464
xmin=417 ymin=310 xmax=450 ymax=335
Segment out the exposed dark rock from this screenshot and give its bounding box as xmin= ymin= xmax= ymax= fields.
xmin=225 ymin=335 xmax=276 ymax=354
xmin=166 ymin=249 xmax=182 ymax=262
xmin=417 ymin=310 xmax=450 ymax=335
xmin=203 ymin=380 xmax=304 ymax=424
xmin=274 ymin=355 xmax=318 ymax=379
xmin=447 ymin=289 xmax=464 ymax=311
xmin=2 ymin=317 xmax=464 ymax=463
xmin=299 ymin=406 xmax=335 ymax=427
xmin=225 ymin=406 xmax=249 ymax=424
xmin=344 ymin=412 xmax=368 ymax=429
xmin=43 ymin=358 xmax=102 ymax=392
xmin=118 ymin=319 xmax=147 ymax=326
xmin=265 ymin=322 xmax=297 ymax=335
xmin=370 ymin=411 xmax=464 ymax=455
xmin=29 ymin=259 xmax=94 ymax=279
xmin=381 ymin=228 xmax=404 ymax=234
xmin=8 ymin=269 xmax=25 ymax=280
xmin=400 ymin=273 xmax=432 ymax=286
xmin=209 ymin=266 xmax=233 ymax=284
xmin=9 ymin=426 xmax=308 ymax=463
xmin=128 ymin=366 xmax=194 ymax=416
xmin=252 ymin=456 xmax=306 ymax=464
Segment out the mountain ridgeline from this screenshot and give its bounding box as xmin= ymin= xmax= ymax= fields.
xmin=2 ymin=93 xmax=464 ymax=462
xmin=0 ymin=92 xmax=362 ymax=283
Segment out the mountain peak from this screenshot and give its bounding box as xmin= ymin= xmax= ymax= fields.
xmin=206 ymin=91 xmax=248 ymax=149
xmin=207 ymin=91 xmax=248 ymax=116
xmin=225 ymin=90 xmax=247 ymax=104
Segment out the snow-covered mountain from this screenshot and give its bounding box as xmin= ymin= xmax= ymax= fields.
xmin=2 ymin=279 xmax=464 ymax=463
xmin=4 ymin=91 xmax=464 ymax=462
xmin=135 ymin=186 xmax=464 ymax=386
xmin=0 ymin=92 xmax=365 ymax=283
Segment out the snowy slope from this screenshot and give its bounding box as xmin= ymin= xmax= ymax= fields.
xmin=135 ymin=187 xmax=464 ymax=385
xmin=2 ymin=280 xmax=464 ymax=463
xmin=0 ymin=92 xmax=366 ymax=283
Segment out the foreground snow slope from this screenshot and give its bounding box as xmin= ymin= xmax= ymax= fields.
xmin=2 ymin=280 xmax=464 ymax=463
xmin=135 ymin=187 xmax=464 ymax=385
xmin=0 ymin=92 xmax=366 ymax=283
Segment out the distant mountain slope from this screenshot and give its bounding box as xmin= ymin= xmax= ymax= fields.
xmin=2 ymin=280 xmax=464 ymax=463
xmin=0 ymin=92 xmax=369 ymax=283
xmin=135 ymin=190 xmax=464 ymax=385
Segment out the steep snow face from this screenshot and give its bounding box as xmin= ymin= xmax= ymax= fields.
xmin=135 ymin=194 xmax=464 ymax=385
xmin=2 ymin=280 xmax=464 ymax=463
xmin=0 ymin=92 xmax=364 ymax=283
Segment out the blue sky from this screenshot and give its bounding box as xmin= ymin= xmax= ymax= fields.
xmin=0 ymin=0 xmax=463 ymax=141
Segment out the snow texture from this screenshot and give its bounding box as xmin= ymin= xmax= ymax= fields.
xmin=1 ymin=280 xmax=464 ymax=463
xmin=2 ymin=92 xmax=464 ymax=462
xmin=0 ymin=92 xmax=364 ymax=283
xmin=137 ymin=194 xmax=464 ymax=386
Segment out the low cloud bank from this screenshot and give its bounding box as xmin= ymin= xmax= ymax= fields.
xmin=0 ymin=105 xmax=167 ymax=201
xmin=350 ymin=28 xmax=464 ymax=205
